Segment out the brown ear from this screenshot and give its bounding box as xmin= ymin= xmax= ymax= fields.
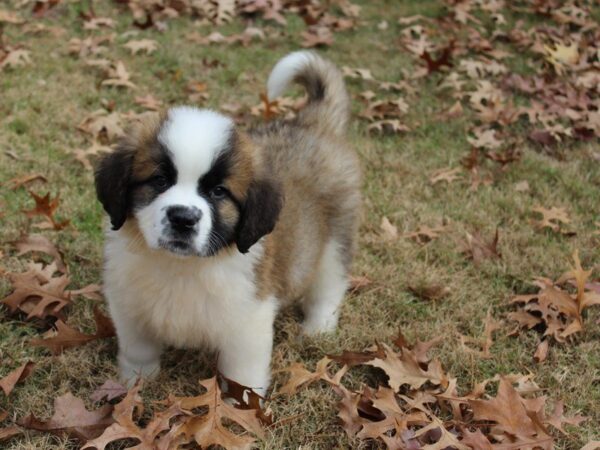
xmin=236 ymin=179 xmax=283 ymax=254
xmin=94 ymin=146 xmax=134 ymax=230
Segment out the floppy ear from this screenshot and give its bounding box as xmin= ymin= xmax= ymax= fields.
xmin=236 ymin=179 xmax=283 ymax=254
xmin=94 ymin=147 xmax=134 ymax=230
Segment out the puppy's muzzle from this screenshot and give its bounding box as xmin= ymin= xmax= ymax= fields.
xmin=166 ymin=205 xmax=202 ymax=233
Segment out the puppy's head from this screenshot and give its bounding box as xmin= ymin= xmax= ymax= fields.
xmin=95 ymin=106 xmax=282 ymax=257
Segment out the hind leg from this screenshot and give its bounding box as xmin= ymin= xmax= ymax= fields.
xmin=302 ymin=239 xmax=349 ymax=334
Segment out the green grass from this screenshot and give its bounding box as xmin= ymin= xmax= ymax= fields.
xmin=1 ymin=0 xmax=599 ymax=449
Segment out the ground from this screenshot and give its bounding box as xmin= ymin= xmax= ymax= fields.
xmin=0 ymin=0 xmax=599 ymax=449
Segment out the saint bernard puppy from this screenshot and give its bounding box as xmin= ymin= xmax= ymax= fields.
xmin=95 ymin=51 xmax=361 ymax=395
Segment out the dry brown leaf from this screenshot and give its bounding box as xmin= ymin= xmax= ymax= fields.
xmin=0 ymin=362 xmax=35 ymax=396
xmin=404 ymin=224 xmax=445 ymax=244
xmin=459 ymin=310 xmax=502 ymax=359
xmin=365 ymin=343 xmax=448 ymax=391
xmin=83 ymin=17 xmax=115 ymax=30
xmin=277 ymin=357 xmax=348 ymax=395
xmin=459 ymin=228 xmax=501 ymax=266
xmin=23 ymin=191 xmax=70 ymax=230
xmin=90 ymin=380 xmax=128 ymax=403
xmin=71 ymin=142 xmax=113 ymax=171
xmin=174 ymin=376 xmax=265 ymax=449
xmin=407 ymin=282 xmax=450 ymax=302
xmin=123 ymin=39 xmax=158 ymax=55
xmin=83 ymin=383 xmax=185 ymax=449
xmin=101 ymin=61 xmax=136 ymax=89
xmin=0 ymin=426 xmax=22 ymax=442
xmin=467 ymin=128 xmax=503 ymax=150
xmin=134 ymin=94 xmax=162 ymax=111
xmin=509 ymin=251 xmax=600 ymax=359
xmin=301 ymin=26 xmax=333 ymax=48
xmin=0 ymin=9 xmax=23 ymax=24
xmin=348 ymin=275 xmax=373 ymax=294
xmin=379 ymin=216 xmax=398 ymax=241
xmin=31 ymin=307 xmax=116 ymax=354
xmin=1 ymin=261 xmax=71 ymax=320
xmin=0 ymin=49 xmax=31 ymax=70
xmin=429 ymin=167 xmax=462 ymax=185
xmin=533 ymin=339 xmax=549 ymax=363
xmin=4 ymin=173 xmax=47 ymax=190
xmin=14 ymin=234 xmax=66 ymax=273
xmin=532 ymin=206 xmax=571 ymax=232
xmin=78 ymin=110 xmax=124 ymax=143
xmin=19 ymin=393 xmax=114 ymax=441
xmin=367 ymin=119 xmax=410 ymax=134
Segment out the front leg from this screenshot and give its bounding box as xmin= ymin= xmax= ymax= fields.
xmin=110 ymin=309 xmax=162 ymax=387
xmin=217 ymin=301 xmax=276 ymax=398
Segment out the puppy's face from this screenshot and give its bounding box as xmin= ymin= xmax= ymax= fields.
xmin=95 ymin=107 xmax=282 ymax=257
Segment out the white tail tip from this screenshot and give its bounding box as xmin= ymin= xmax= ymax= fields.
xmin=266 ymin=51 xmax=314 ymax=101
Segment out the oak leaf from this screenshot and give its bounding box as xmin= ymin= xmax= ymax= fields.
xmin=459 ymin=228 xmax=501 ymax=266
xmin=277 ymin=357 xmax=348 ymax=395
xmin=429 ymin=167 xmax=462 ymax=185
xmin=0 ymin=362 xmax=35 ymax=396
xmin=379 ymin=216 xmax=398 ymax=241
xmin=365 ymin=343 xmax=448 ymax=391
xmin=123 ymin=39 xmax=158 ymax=55
xmin=1 ymin=261 xmax=71 ymax=319
xmin=90 ymin=380 xmax=128 ymax=403
xmin=31 ymin=307 xmax=116 ymax=354
xmin=14 ymin=234 xmax=66 ymax=273
xmin=532 ymin=206 xmax=570 ymax=232
xmin=83 ymin=383 xmax=186 ymax=449
xmin=23 ymin=191 xmax=70 ymax=230
xmin=4 ymin=173 xmax=47 ymax=190
xmin=19 ymin=393 xmax=114 ymax=441
xmin=175 ymin=377 xmax=265 ymax=449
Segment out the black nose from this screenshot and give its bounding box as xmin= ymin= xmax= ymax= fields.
xmin=167 ymin=205 xmax=202 ymax=231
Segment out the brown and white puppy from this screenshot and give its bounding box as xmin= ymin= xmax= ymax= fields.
xmin=95 ymin=51 xmax=361 ymax=395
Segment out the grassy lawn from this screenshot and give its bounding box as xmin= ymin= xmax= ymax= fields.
xmin=1 ymin=0 xmax=599 ymax=448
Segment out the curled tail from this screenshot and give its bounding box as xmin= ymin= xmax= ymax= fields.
xmin=267 ymin=51 xmax=350 ymax=137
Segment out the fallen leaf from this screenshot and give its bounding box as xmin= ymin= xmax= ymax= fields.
xmin=31 ymin=307 xmax=116 ymax=354
xmin=90 ymin=380 xmax=128 ymax=403
xmin=367 ymin=119 xmax=410 ymax=134
xmin=4 ymin=173 xmax=47 ymax=190
xmin=14 ymin=234 xmax=67 ymax=273
xmin=407 ymin=282 xmax=450 ymax=302
xmin=301 ymin=26 xmax=333 ymax=48
xmin=532 ymin=206 xmax=570 ymax=232
xmin=23 ymin=191 xmax=69 ymax=230
xmin=379 ymin=217 xmax=398 ymax=241
xmin=515 ymin=180 xmax=530 ymax=192
xmin=0 ymin=362 xmax=35 ymax=396
xmin=101 ymin=61 xmax=136 ymax=89
xmin=1 ymin=261 xmax=71 ymax=319
xmin=277 ymin=357 xmax=348 ymax=395
xmin=83 ymin=383 xmax=185 ymax=449
xmin=19 ymin=393 xmax=114 ymax=441
xmin=0 ymin=49 xmax=32 ymax=70
xmin=174 ymin=376 xmax=265 ymax=449
xmin=459 ymin=310 xmax=502 ymax=359
xmin=123 ymin=39 xmax=158 ymax=55
xmin=429 ymin=167 xmax=462 ymax=185
xmin=404 ymin=224 xmax=445 ymax=244
xmin=459 ymin=228 xmax=501 ymax=266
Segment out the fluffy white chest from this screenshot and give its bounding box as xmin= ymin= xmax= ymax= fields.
xmin=103 ymin=231 xmax=271 ymax=349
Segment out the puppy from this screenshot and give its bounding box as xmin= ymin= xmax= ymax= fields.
xmin=95 ymin=51 xmax=361 ymax=395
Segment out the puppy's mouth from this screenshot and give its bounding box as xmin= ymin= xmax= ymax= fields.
xmin=158 ymin=238 xmax=198 ymax=256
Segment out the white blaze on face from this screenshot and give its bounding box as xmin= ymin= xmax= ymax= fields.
xmin=135 ymin=107 xmax=234 ymax=256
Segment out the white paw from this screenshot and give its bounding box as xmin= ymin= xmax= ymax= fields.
xmin=118 ymin=354 xmax=160 ymax=388
xmin=302 ymin=312 xmax=339 ymax=335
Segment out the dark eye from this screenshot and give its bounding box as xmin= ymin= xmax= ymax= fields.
xmin=151 ymin=175 xmax=169 ymax=190
xmin=209 ymin=185 xmax=227 ymax=199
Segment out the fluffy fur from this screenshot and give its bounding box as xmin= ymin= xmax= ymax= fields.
xmin=95 ymin=51 xmax=361 ymax=395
